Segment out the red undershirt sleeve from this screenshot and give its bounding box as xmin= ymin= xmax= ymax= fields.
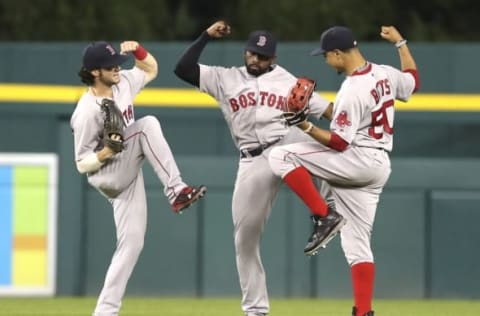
xmin=403 ymin=69 xmax=420 ymax=93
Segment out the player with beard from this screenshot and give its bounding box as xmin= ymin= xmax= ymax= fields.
xmin=174 ymin=21 xmax=334 ymax=316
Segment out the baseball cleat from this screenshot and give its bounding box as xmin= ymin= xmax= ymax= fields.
xmin=352 ymin=306 xmax=374 ymax=316
xmin=171 ymin=185 xmax=207 ymax=214
xmin=304 ymin=207 xmax=346 ymax=256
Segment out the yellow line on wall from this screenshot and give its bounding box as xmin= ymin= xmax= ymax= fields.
xmin=0 ymin=83 xmax=480 ymax=111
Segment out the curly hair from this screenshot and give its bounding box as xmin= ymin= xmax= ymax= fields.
xmin=78 ymin=67 xmax=95 ymax=86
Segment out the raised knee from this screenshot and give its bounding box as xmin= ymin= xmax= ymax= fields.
xmin=138 ymin=115 xmax=163 ymax=136
xmin=268 ymin=146 xmax=290 ymax=177
xmin=143 ymin=115 xmax=161 ymax=128
xmin=268 ymin=146 xmax=284 ymax=162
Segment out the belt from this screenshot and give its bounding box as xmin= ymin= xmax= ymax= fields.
xmin=240 ymin=139 xmax=281 ymax=159
xmin=359 ymin=146 xmax=389 ymax=153
xmin=374 ymin=147 xmax=388 ymax=152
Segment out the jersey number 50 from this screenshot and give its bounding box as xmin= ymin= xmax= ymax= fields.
xmin=368 ymin=99 xmax=394 ymax=139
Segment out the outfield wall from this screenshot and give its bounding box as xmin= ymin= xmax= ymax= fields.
xmin=0 ymin=42 xmax=479 ymax=299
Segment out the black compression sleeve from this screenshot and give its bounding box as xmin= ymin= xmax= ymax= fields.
xmin=174 ymin=31 xmax=212 ymax=88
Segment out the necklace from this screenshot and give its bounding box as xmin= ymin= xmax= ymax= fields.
xmin=353 ymin=62 xmax=369 ymax=73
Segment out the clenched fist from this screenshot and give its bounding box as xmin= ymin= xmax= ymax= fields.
xmin=207 ymin=20 xmax=231 ymax=38
xmin=380 ymin=26 xmax=404 ymax=44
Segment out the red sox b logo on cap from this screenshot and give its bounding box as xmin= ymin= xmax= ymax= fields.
xmin=257 ymin=36 xmax=267 ymax=47
xmin=245 ymin=30 xmax=276 ymax=57
xmin=105 ymin=44 xmax=116 ymax=55
xmin=335 ymin=110 xmax=352 ymax=128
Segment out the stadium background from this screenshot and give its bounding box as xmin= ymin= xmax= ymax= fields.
xmin=0 ymin=0 xmax=479 ymax=307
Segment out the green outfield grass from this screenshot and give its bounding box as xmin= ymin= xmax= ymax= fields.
xmin=0 ymin=297 xmax=479 ymax=316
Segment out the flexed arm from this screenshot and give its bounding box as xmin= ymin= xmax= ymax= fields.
xmin=380 ymin=25 xmax=420 ymax=92
xmin=174 ymin=21 xmax=231 ymax=87
xmin=120 ymin=41 xmax=158 ymax=84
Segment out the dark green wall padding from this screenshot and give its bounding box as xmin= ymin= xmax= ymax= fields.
xmin=0 ymin=108 xmax=478 ymax=299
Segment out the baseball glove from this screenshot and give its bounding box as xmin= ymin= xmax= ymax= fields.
xmin=283 ymin=77 xmax=316 ymax=126
xmin=100 ymin=98 xmax=125 ymax=153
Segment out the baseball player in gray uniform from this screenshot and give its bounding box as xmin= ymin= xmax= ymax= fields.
xmin=174 ymin=21 xmax=333 ymax=316
xmin=268 ymin=26 xmax=420 ymax=316
xmin=71 ymin=40 xmax=206 ymax=316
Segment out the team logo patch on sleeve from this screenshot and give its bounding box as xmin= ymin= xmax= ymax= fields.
xmin=335 ymin=110 xmax=352 ymax=128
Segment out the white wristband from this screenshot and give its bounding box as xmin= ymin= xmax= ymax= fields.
xmin=76 ymin=152 xmax=105 ymax=174
xmin=395 ymin=39 xmax=407 ymax=48
xmin=303 ymin=122 xmax=314 ymax=133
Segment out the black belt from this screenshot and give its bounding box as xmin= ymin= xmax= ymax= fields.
xmin=240 ymin=139 xmax=281 ymax=159
xmin=359 ymin=146 xmax=388 ymax=152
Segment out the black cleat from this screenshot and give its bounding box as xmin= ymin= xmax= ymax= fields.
xmin=352 ymin=306 xmax=374 ymax=316
xmin=171 ymin=185 xmax=207 ymax=214
xmin=304 ymin=207 xmax=346 ymax=256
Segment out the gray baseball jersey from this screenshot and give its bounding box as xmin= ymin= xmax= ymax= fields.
xmin=72 ymin=68 xmax=144 ymax=161
xmin=199 ymin=63 xmax=330 ymax=314
xmin=331 ymin=63 xmax=415 ymax=152
xmin=200 ymin=64 xmax=329 ymax=150
xmin=269 ymin=62 xmax=416 ymax=265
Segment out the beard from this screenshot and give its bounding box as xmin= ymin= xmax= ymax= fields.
xmin=246 ymin=63 xmax=270 ymax=77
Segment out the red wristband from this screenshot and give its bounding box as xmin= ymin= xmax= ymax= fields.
xmin=328 ymin=132 xmax=349 ymax=152
xmin=133 ymin=45 xmax=148 ymax=60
